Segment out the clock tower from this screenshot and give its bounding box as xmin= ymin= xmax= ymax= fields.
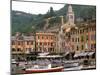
xmin=67 ymin=5 xmax=75 ymax=26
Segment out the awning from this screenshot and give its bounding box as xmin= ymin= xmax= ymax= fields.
xmin=88 ymin=52 xmax=95 ymax=56
xmin=63 ymin=52 xmax=70 ymax=56
xmin=74 ymin=53 xmax=80 ymax=58
xmin=79 ymin=52 xmax=88 ymax=57
xmin=74 ymin=52 xmax=88 ymax=58
xmin=37 ymin=55 xmax=63 ymax=58
xmin=38 ymin=52 xmax=49 ymax=56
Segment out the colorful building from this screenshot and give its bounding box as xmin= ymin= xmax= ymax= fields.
xmin=58 ymin=4 xmax=75 ymax=53
xmin=11 ymin=32 xmax=35 ymax=54
xmin=11 ymin=32 xmax=58 ymax=55
xmin=69 ymin=21 xmax=96 ymax=52
xmin=11 ymin=5 xmax=96 ymax=61
xmin=36 ymin=32 xmax=57 ymax=53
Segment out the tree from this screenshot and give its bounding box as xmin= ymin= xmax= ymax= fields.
xmin=44 ymin=7 xmax=55 ymax=18
xmin=49 ymin=7 xmax=55 ymax=17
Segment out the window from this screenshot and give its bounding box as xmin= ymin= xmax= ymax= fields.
xmin=80 ymin=30 xmax=82 ymax=34
xmin=72 ymin=45 xmax=74 ymax=50
xmin=92 ymin=28 xmax=94 ymax=31
xmin=91 ymin=35 xmax=93 ymax=41
xmin=93 ymin=28 xmax=96 ymax=31
xmin=17 ymin=48 xmax=21 ymax=51
xmin=71 ymin=32 xmax=73 ymax=35
xmin=31 ymin=41 xmax=33 ymax=45
xmin=94 ymin=44 xmax=96 ymax=49
xmin=38 ymin=36 xmax=40 ymax=39
xmin=42 ymin=36 xmax=44 ymax=39
xmin=78 ymin=30 xmax=80 ymax=34
xmin=40 ymin=47 xmax=41 ymax=51
xmin=55 ymin=36 xmax=56 ymax=39
xmin=36 ymin=42 xmax=38 ymax=45
xmin=40 ymin=42 xmax=42 ymax=45
xmin=72 ymin=38 xmax=74 ymax=42
xmin=27 ymin=41 xmax=29 ymax=45
xmin=29 ymin=48 xmax=31 ymax=52
xmin=51 ymin=43 xmax=53 ymax=46
xmin=77 ymin=46 xmax=79 ymax=51
xmin=91 ymin=28 xmax=93 ymax=31
xmin=38 ymin=43 xmax=40 ymax=46
xmin=86 ymin=28 xmax=88 ymax=32
xmin=46 ymin=36 xmax=48 ymax=39
xmin=81 ymin=45 xmax=84 ymax=50
xmin=86 ymin=35 xmax=88 ymax=41
xmin=12 ymin=48 xmax=16 ymax=51
xmin=81 ymin=36 xmax=84 ymax=42
xmin=44 ymin=42 xmax=47 ymax=45
xmin=22 ymin=42 xmax=24 ymax=45
xmin=83 ymin=29 xmax=84 ymax=33
xmin=91 ymin=43 xmax=96 ymax=50
xmin=62 ymin=42 xmax=65 ymax=47
xmin=91 ymin=34 xmax=95 ymax=41
xmin=73 ymin=31 xmax=75 ymax=34
xmin=75 ymin=38 xmax=77 ymax=42
xmin=48 ymin=42 xmax=50 ymax=45
xmin=12 ymin=41 xmax=15 ymax=45
xmin=51 ymin=36 xmax=53 ymax=39
xmin=52 ymin=48 xmax=54 ymax=52
xmin=18 ymin=42 xmax=20 ymax=45
xmin=76 ymin=31 xmax=77 ymax=34
xmin=70 ymin=32 xmax=72 ymax=35
xmin=78 ymin=38 xmax=79 ymax=42
xmin=91 ymin=44 xmax=94 ymax=49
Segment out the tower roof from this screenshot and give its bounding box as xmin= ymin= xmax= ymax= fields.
xmin=68 ymin=5 xmax=73 ymax=13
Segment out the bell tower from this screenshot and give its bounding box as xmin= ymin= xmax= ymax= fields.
xmin=67 ymin=5 xmax=75 ymax=26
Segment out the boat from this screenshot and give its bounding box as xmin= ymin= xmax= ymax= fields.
xmin=64 ymin=65 xmax=82 ymax=71
xmin=63 ymin=60 xmax=80 ymax=68
xmin=38 ymin=52 xmax=49 ymax=56
xmin=81 ymin=65 xmax=96 ymax=70
xmin=24 ymin=64 xmax=64 ymax=74
xmin=19 ymin=58 xmax=64 ymax=74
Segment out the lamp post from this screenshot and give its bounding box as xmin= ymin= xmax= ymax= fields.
xmin=32 ymin=26 xmax=37 ymax=60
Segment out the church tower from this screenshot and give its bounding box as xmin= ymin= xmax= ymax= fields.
xmin=67 ymin=5 xmax=75 ymax=26
xmin=58 ymin=4 xmax=75 ymax=53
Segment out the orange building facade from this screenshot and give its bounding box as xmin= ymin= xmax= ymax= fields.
xmin=36 ymin=32 xmax=57 ymax=53
xmin=11 ymin=32 xmax=58 ymax=55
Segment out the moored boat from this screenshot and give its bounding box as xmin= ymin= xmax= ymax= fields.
xmin=23 ymin=59 xmax=64 ymax=74
xmin=24 ymin=65 xmax=63 ymax=73
xmin=63 ymin=60 xmax=80 ymax=68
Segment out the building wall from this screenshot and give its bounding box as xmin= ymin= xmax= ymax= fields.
xmin=66 ymin=23 xmax=96 ymax=51
xmin=11 ymin=36 xmax=35 ymax=54
xmin=11 ymin=32 xmax=59 ymax=54
xmin=36 ymin=32 xmax=57 ymax=53
xmin=66 ymin=22 xmax=96 ymax=53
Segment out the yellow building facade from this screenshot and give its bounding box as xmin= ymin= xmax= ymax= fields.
xmin=11 ymin=33 xmax=35 ymax=54
xmin=68 ymin=21 xmax=96 ymax=52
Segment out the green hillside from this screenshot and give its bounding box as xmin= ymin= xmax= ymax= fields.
xmin=12 ymin=4 xmax=96 ymax=35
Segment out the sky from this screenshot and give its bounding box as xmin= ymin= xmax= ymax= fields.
xmin=12 ymin=0 xmax=96 ymax=14
xmin=12 ymin=0 xmax=65 ymax=14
